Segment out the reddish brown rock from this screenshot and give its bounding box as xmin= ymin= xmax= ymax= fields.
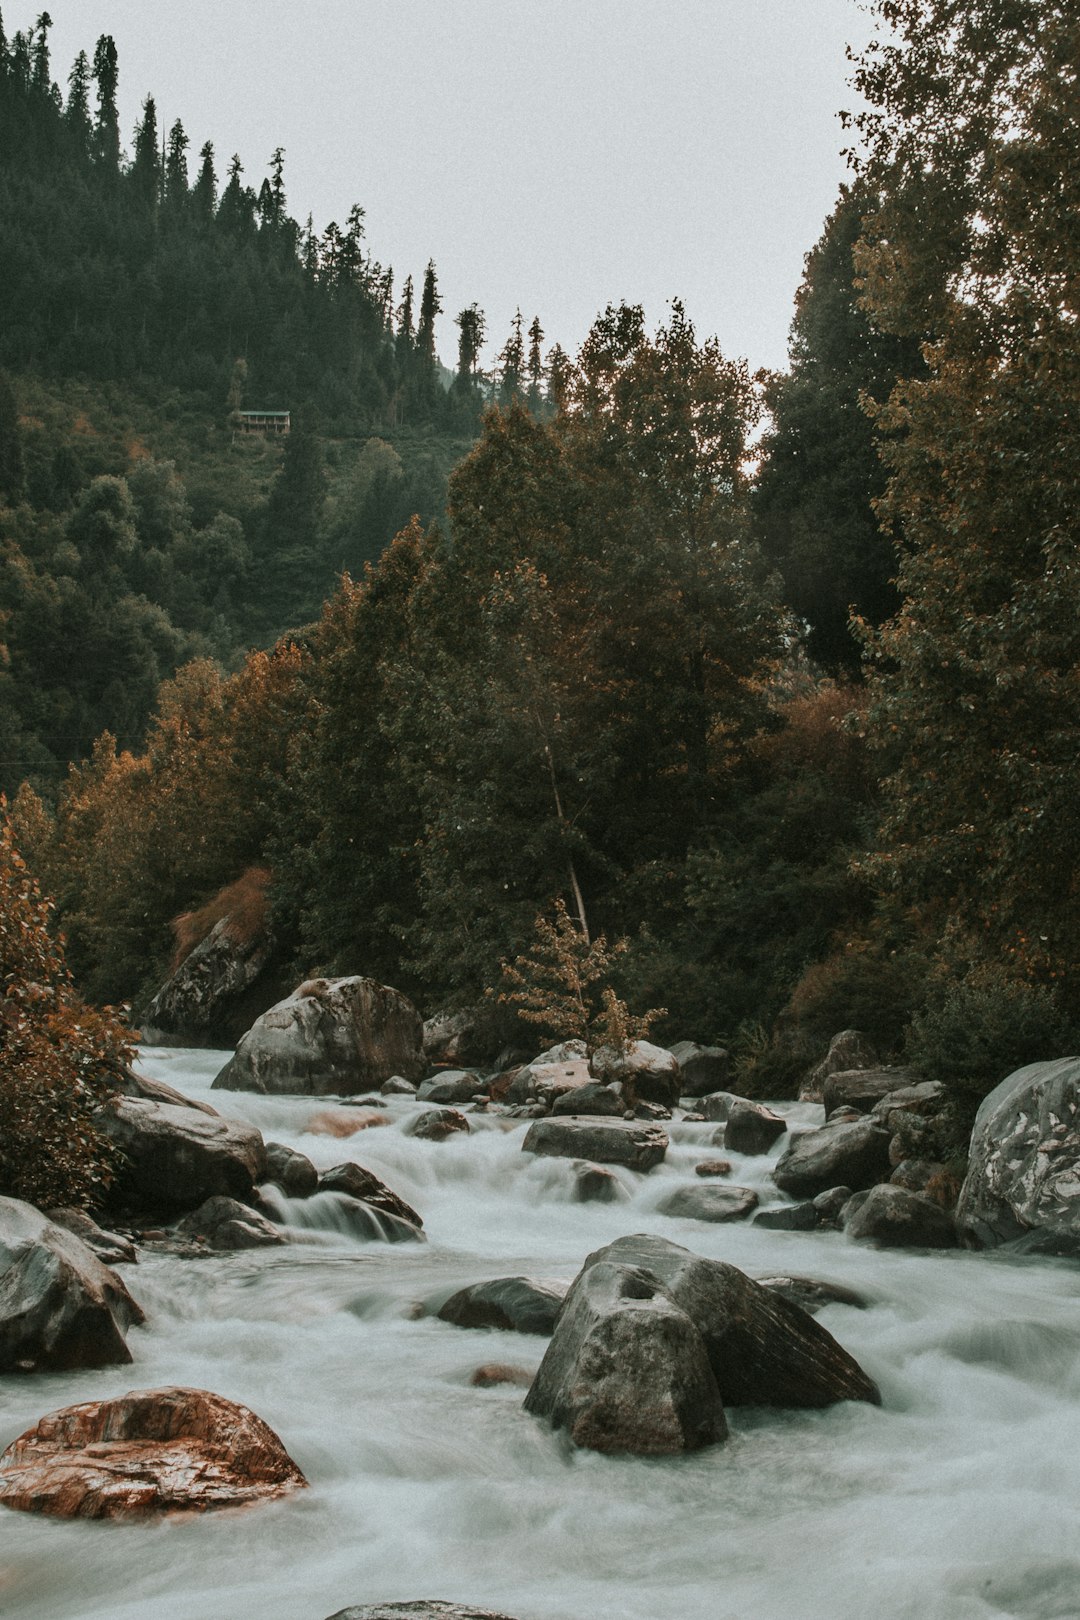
xmin=469 ymin=1364 xmax=534 ymax=1389
xmin=410 ymin=1108 xmax=470 ymax=1142
xmin=0 ymin=1386 xmax=307 ymax=1519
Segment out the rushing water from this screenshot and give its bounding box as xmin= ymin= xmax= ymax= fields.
xmin=3 ymin=1050 xmax=1080 ymax=1620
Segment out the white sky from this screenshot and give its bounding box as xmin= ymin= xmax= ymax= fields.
xmin=44 ymin=1 xmax=876 ymax=374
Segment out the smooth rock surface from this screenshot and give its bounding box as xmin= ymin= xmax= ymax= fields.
xmin=0 ymin=1198 xmax=143 ymax=1372
xmin=551 ymin=1083 xmax=625 ymax=1118
xmin=821 ymin=1067 xmax=916 ymax=1117
xmin=773 ymin=1116 xmax=892 ymax=1200
xmin=699 ymin=1091 xmax=740 ymax=1124
xmin=319 ymin=1163 xmax=423 ymax=1230
xmin=0 ymin=1386 xmax=306 ymax=1518
xmin=409 ymin=1109 xmax=470 ymax=1143
xmin=845 ymin=1184 xmax=957 ymax=1249
xmin=570 ymin=1161 xmax=628 ymax=1203
xmin=437 ymin=1276 xmax=567 ymax=1336
xmin=724 ymin=1100 xmax=788 ymax=1155
xmin=658 ymin=1185 xmax=759 ymax=1223
xmin=523 ymin=1258 xmax=728 ymax=1454
xmin=263 ymin=1142 xmax=319 ymax=1198
xmin=590 ymin=1041 xmax=681 ymax=1109
xmin=175 ymin=1195 xmax=285 ymax=1251
xmin=417 ymin=1070 xmax=483 ymax=1105
xmin=957 ymin=1058 xmax=1080 ymax=1254
xmin=522 ymin=1116 xmax=668 ymax=1172
xmin=670 ymin=1042 xmax=730 ymax=1097
xmin=44 ymin=1208 xmax=137 ymax=1267
xmin=212 ymin=976 xmax=424 ymax=1096
xmin=101 ymin=1096 xmax=266 ymax=1213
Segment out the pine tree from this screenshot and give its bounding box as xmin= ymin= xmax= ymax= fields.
xmin=192 ymin=139 xmax=216 ymax=221
xmin=90 ymin=34 xmax=119 ymax=169
xmin=163 ymin=118 xmax=189 ymax=213
xmin=129 ymin=94 xmax=160 ymax=206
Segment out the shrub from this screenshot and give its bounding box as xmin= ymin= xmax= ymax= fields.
xmin=905 ymin=962 xmax=1076 ymax=1121
xmin=0 ymin=808 xmax=132 ymax=1210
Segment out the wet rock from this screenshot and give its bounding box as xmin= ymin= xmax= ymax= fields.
xmin=591 ymin=1041 xmax=681 ymax=1109
xmin=658 ymin=1185 xmax=759 ymax=1223
xmin=724 ymin=1100 xmax=788 ymax=1156
xmin=175 ymin=1195 xmax=285 ymax=1251
xmin=45 ymin=1208 xmax=137 ymax=1267
xmin=417 ymin=1070 xmax=484 ymax=1105
xmin=753 ymin=1202 xmax=819 ymax=1231
xmin=263 ymin=1142 xmax=319 ymax=1198
xmin=825 ymin=1106 xmax=865 ymax=1126
xmin=438 ymin=1277 xmax=567 ymax=1336
xmin=812 ymin=1185 xmax=854 ymax=1226
xmin=670 ymin=1041 xmax=730 ymax=1097
xmin=143 ymin=884 xmax=280 ymax=1047
xmin=212 ymin=976 xmax=424 ymax=1096
xmin=325 ymin=1606 xmax=522 ymax=1620
xmin=0 ymin=1386 xmax=307 ymax=1518
xmin=115 ymin=1066 xmax=218 ymax=1114
xmin=773 ymin=1116 xmax=892 ymax=1200
xmin=699 ymin=1091 xmax=741 ymax=1124
xmin=523 ymin=1258 xmax=728 ymax=1454
xmin=551 ymin=1082 xmax=625 ymax=1117
xmin=524 ymin=1235 xmax=878 ymax=1452
xmin=845 ymin=1184 xmax=957 ymax=1249
xmin=319 ymin=1163 xmax=423 ymax=1230
xmin=695 ymin=1159 xmax=732 ymax=1177
xmin=570 ymin=1161 xmax=628 ymax=1202
xmin=308 ymin=1108 xmax=390 ymax=1137
xmin=469 ymin=1364 xmax=534 ymax=1389
xmin=381 ymin=1075 xmax=417 ymax=1096
xmin=870 ymin=1080 xmax=948 ymax=1121
xmin=410 ymin=1108 xmax=471 ymax=1143
xmin=755 ymin=1275 xmax=870 ymax=1314
xmin=505 ymin=1042 xmax=588 ymax=1104
xmin=822 ymin=1067 xmax=917 ymax=1118
xmin=801 ymin=1030 xmax=879 ymax=1103
xmin=522 ymin=1116 xmax=668 ymax=1172
xmin=101 ymin=1096 xmax=266 ymax=1215
xmin=325 ymin=1194 xmax=425 ymax=1243
xmin=0 ymin=1199 xmax=144 ymax=1373
xmin=890 ymin=1158 xmax=947 ymax=1194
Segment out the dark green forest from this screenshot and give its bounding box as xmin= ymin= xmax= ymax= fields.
xmin=3 ymin=1 xmax=1078 ymax=1124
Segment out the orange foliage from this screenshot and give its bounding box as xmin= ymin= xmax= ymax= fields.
xmin=170 ymin=866 xmax=272 ymax=973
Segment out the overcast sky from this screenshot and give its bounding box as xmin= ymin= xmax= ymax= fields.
xmin=44 ymin=1 xmax=877 ymax=374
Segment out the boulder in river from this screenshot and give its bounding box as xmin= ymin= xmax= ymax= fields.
xmin=699 ymin=1091 xmax=740 ymax=1123
xmin=524 ymin=1235 xmax=878 ymax=1453
xmin=325 ymin=1606 xmax=522 ymax=1620
xmin=0 ymin=1198 xmax=144 ymax=1373
xmin=175 ymin=1195 xmax=286 ymax=1251
xmin=957 ymin=1058 xmax=1080 ymax=1255
xmin=45 ymin=1208 xmax=138 ymax=1267
xmin=263 ymin=1142 xmax=319 ymax=1199
xmin=590 ymin=1040 xmax=681 ymax=1109
xmin=754 ymin=1275 xmax=869 ymax=1315
xmin=570 ymin=1161 xmax=628 ymax=1203
xmin=212 ymin=976 xmax=424 ymax=1096
xmin=844 ymin=1184 xmax=957 ymax=1249
xmin=822 ymin=1067 xmax=917 ymax=1117
xmin=417 ymin=1070 xmax=484 ymax=1105
xmin=723 ymin=1100 xmax=788 ymax=1155
xmin=409 ymin=1108 xmax=470 ymax=1143
xmin=551 ymin=1082 xmax=625 ymax=1118
xmin=772 ymin=1116 xmax=891 ymax=1200
xmin=522 ymin=1116 xmax=668 ymax=1172
xmin=753 ymin=1202 xmax=820 ymax=1232
xmin=437 ymin=1276 xmax=567 ymax=1336
xmin=101 ymin=1095 xmax=266 ymax=1214
xmin=319 ymin=1163 xmax=423 ymax=1230
xmin=0 ymin=1386 xmax=306 ymax=1518
xmin=670 ymin=1041 xmax=730 ymax=1097
xmin=523 ymin=1257 xmax=728 ymax=1454
xmin=658 ymin=1185 xmax=759 ymax=1223
xmin=800 ymin=1029 xmax=879 ymax=1102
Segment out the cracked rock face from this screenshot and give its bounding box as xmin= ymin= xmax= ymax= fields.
xmin=957 ymin=1058 xmax=1080 ymax=1255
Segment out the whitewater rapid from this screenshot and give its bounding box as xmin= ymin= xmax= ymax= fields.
xmin=2 ymin=1048 xmax=1079 ymax=1620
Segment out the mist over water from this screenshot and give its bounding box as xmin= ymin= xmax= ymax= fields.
xmin=3 ymin=1048 xmax=1079 ymax=1620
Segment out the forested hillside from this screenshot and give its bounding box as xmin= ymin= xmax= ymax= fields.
xmin=4 ymin=0 xmax=1078 ymax=1131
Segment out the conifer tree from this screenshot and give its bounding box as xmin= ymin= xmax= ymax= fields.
xmin=90 ymin=33 xmax=119 ymax=168
xmin=129 ymin=94 xmax=160 ymax=206
xmin=164 ymin=118 xmax=189 ymax=213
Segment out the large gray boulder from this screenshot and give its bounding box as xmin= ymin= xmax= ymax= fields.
xmin=263 ymin=1142 xmax=319 ymax=1199
xmin=101 ymin=1096 xmax=266 ymax=1214
xmin=822 ymin=1067 xmax=916 ymax=1117
xmin=550 ymin=1082 xmax=625 ymax=1117
xmin=212 ymin=976 xmax=424 ymax=1096
xmin=523 ymin=1258 xmax=728 ymax=1454
xmin=523 ymin=1235 xmax=878 ymax=1454
xmin=416 ymin=1070 xmax=483 ymax=1105
xmin=522 ymin=1116 xmax=668 ymax=1172
xmin=0 ymin=1198 xmax=144 ymax=1372
xmin=175 ymin=1196 xmax=285 ymax=1251
xmin=670 ymin=1042 xmax=730 ymax=1097
xmin=800 ymin=1030 xmax=879 ymax=1102
xmin=845 ymin=1184 xmax=956 ymax=1249
xmin=143 ymin=911 xmax=280 ymax=1048
xmin=437 ymin=1276 xmax=567 ymax=1336
xmin=590 ymin=1040 xmax=681 ymax=1109
xmin=724 ymin=1100 xmax=787 ymax=1155
xmin=773 ymin=1116 xmax=891 ymax=1200
xmin=957 ymin=1058 xmax=1080 ymax=1254
xmin=657 ymin=1185 xmax=759 ymax=1223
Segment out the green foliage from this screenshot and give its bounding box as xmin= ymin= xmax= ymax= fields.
xmin=0 ymin=805 xmax=130 ymax=1210
xmin=495 ymin=898 xmax=664 ymax=1055
xmin=906 ymin=963 xmax=1077 ymax=1119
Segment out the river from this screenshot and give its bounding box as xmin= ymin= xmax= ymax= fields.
xmin=2 ymin=1048 xmax=1079 ymax=1620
